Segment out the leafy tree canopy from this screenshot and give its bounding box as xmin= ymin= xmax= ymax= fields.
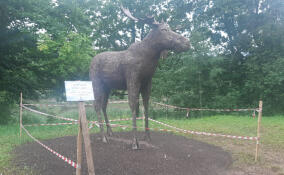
xmin=0 ymin=0 xmax=283 ymax=124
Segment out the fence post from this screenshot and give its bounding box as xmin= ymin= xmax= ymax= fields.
xmin=79 ymin=101 xmax=96 ymax=175
xmin=76 ymin=111 xmax=83 ymax=175
xmin=255 ymin=100 xmax=263 ymax=162
xmin=20 ymin=92 xmax=23 ymax=137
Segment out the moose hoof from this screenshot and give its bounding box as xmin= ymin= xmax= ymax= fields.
xmin=102 ymin=136 xmax=108 ymax=143
xmin=132 ymin=138 xmax=139 ymax=150
xmin=107 ymin=127 xmax=114 ymax=137
xmin=143 ymin=134 xmax=151 ymax=142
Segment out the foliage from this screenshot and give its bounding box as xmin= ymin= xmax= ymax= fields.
xmin=37 ymin=32 xmax=95 ymax=98
xmin=0 ymin=0 xmax=95 ymax=123
xmin=151 ymin=0 xmax=284 ymax=114
xmin=0 ymin=0 xmax=284 ymax=124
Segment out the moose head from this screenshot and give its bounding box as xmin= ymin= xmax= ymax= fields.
xmin=121 ymin=6 xmax=190 ymax=54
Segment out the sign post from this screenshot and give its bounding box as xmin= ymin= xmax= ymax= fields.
xmin=65 ymin=81 xmax=95 ymax=175
xmin=255 ymin=100 xmax=263 ymax=162
xmin=20 ymin=92 xmax=23 ymax=137
xmin=76 ymin=112 xmax=83 ymax=175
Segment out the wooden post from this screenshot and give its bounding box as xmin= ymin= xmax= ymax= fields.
xmin=76 ymin=112 xmax=83 ymax=175
xmin=255 ymin=100 xmax=263 ymax=162
xmin=79 ymin=102 xmax=95 ymax=175
xmin=20 ymin=92 xmax=23 ymax=137
xmin=142 ymin=106 xmax=145 ymax=128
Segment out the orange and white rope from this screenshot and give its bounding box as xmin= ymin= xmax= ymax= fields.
xmin=21 ymin=126 xmax=79 ymax=169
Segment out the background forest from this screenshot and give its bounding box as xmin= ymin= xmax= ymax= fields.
xmin=0 ymin=0 xmax=284 ymax=124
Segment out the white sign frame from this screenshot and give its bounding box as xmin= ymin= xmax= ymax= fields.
xmin=64 ymin=81 xmax=94 ymax=101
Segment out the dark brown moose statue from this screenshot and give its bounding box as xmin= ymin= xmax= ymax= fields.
xmin=90 ymin=6 xmax=190 ymax=149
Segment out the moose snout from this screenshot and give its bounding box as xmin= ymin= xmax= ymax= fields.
xmin=184 ymin=39 xmax=191 ymax=49
xmin=176 ymin=37 xmax=190 ymax=52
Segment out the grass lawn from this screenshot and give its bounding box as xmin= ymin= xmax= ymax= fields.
xmin=156 ymin=115 xmax=284 ymax=147
xmin=0 ymin=103 xmax=284 ymax=174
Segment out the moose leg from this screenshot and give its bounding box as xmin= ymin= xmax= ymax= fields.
xmin=127 ymin=80 xmax=140 ymax=150
xmin=102 ymin=91 xmax=113 ymax=137
xmin=141 ymin=80 xmax=152 ymax=141
xmin=93 ymin=81 xmax=108 ymax=143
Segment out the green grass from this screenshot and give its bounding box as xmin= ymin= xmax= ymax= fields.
xmin=156 ymin=115 xmax=258 ymax=136
xmin=154 ymin=115 xmax=284 ymax=148
xmin=1 ymin=103 xmax=284 ymax=174
xmin=0 ymin=125 xmax=20 ymax=171
xmin=261 ymin=116 xmax=284 ymax=146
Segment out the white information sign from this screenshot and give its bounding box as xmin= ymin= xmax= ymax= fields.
xmin=64 ymin=81 xmax=94 ymax=101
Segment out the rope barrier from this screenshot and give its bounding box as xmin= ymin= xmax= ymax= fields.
xmin=153 ymin=102 xmax=258 ymax=112
xmin=23 ymin=122 xmax=78 ymax=127
xmin=23 ymin=104 xmax=74 ymax=107
xmin=89 ymin=118 xmax=258 ymax=141
xmin=22 ymin=105 xmax=78 ymax=122
xmin=23 ymin=100 xmax=258 ymax=114
xmin=22 ymin=103 xmax=257 ymax=141
xmin=88 ymin=117 xmax=144 ymax=129
xmin=22 ymin=105 xmax=143 ymax=129
xmin=22 ymin=100 xmax=129 ymax=107
xmin=109 ymin=100 xmax=129 ymax=104
xmin=87 ymin=116 xmax=257 ymax=141
xmin=86 ymin=115 xmax=258 ymax=141
xmin=89 ymin=121 xmax=129 ymax=130
xmin=20 ymin=95 xmax=263 ymax=163
xmin=89 ymin=117 xmax=144 ymax=123
xmin=148 ymin=118 xmax=258 ymax=141
xmin=21 ymin=125 xmax=79 ymax=169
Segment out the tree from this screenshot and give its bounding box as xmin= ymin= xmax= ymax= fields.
xmin=0 ymin=0 xmax=94 ymax=123
xmin=1 ymin=0 xmax=283 ymax=124
xmin=153 ymin=0 xmax=284 ymax=114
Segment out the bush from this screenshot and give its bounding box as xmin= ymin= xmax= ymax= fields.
xmin=0 ymin=103 xmax=13 ymax=125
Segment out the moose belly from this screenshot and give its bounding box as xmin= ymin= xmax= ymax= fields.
xmin=101 ymin=72 xmax=127 ymax=90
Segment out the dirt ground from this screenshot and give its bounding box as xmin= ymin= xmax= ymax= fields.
xmin=190 ymin=135 xmax=284 ymax=175
xmin=14 ymin=132 xmax=233 ymax=175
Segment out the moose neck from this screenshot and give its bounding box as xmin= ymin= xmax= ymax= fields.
xmin=128 ymin=30 xmax=166 ymax=60
xmin=141 ymin=31 xmax=166 ymax=58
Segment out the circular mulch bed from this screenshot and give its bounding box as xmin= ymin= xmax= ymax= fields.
xmin=14 ymin=132 xmax=232 ymax=175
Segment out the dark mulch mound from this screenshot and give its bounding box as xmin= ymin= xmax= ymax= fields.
xmin=14 ymin=132 xmax=232 ymax=175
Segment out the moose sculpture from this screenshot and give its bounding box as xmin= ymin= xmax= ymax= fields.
xmin=90 ymin=6 xmax=190 ymax=149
